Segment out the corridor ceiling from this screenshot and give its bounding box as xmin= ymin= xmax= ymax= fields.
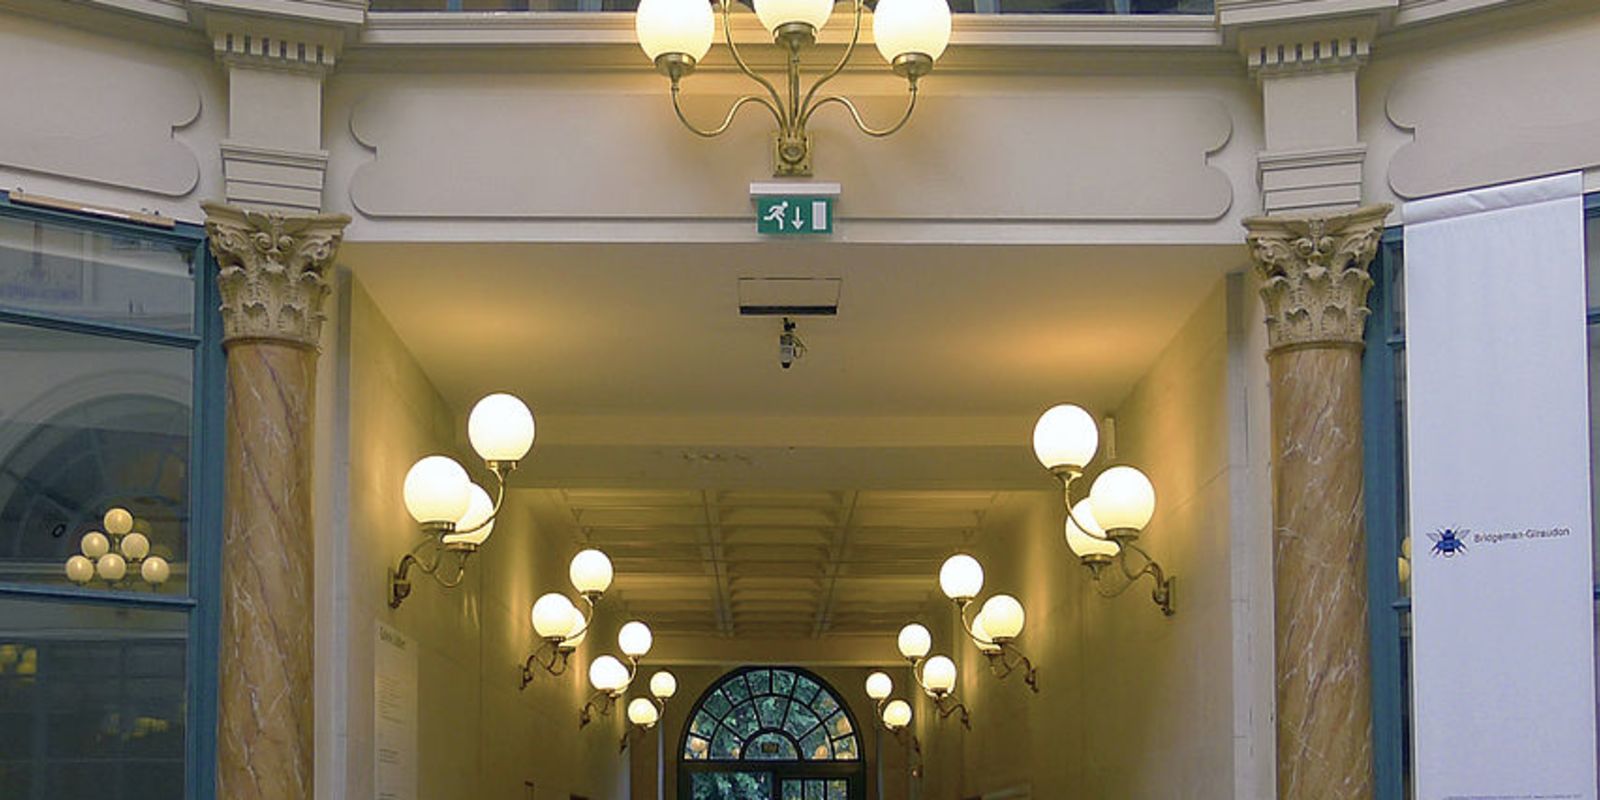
xmin=345 ymin=239 xmax=1243 ymax=640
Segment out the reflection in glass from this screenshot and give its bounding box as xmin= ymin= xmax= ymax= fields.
xmin=0 ymin=323 xmax=192 ymax=589
xmin=0 ymin=599 xmax=186 ymax=799
xmin=0 ymin=216 xmax=195 ymax=332
xmin=691 ymin=771 xmax=772 ymax=800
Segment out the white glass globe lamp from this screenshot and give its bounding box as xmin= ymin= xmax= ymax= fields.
xmin=628 ymin=697 xmax=661 ymax=727
xmin=969 ymin=611 xmax=1002 ymax=654
xmin=1089 ymin=465 xmax=1156 ymax=538
xmin=618 ymin=621 xmax=654 ymax=658
xmin=403 ymin=455 xmax=471 ymax=527
xmin=141 ymin=556 xmax=171 ymax=586
xmin=1032 ymin=404 xmax=1099 ymax=475
xmin=120 ymin=531 xmax=150 ymax=561
xmin=897 ymin=623 xmax=931 ymax=660
xmin=570 ymin=549 xmax=615 ymax=597
xmin=442 ymin=483 xmax=496 ymax=549
xmin=650 ymin=670 xmax=678 ymax=700
xmin=1065 ymin=498 xmax=1120 ymax=562
xmin=980 ymin=594 xmax=1024 ymax=642
xmin=65 ymin=555 xmax=94 ymax=584
xmin=532 ymin=593 xmax=578 ymax=640
xmin=468 ymin=393 xmax=536 ymax=466
xmin=636 ymin=0 xmax=714 ymax=67
xmin=882 ymin=699 xmax=913 ymax=730
xmin=561 ymin=605 xmax=590 ymax=649
xmin=589 ymin=655 xmax=631 ymax=694
xmin=752 ymin=0 xmax=833 ymax=38
xmin=939 ymin=554 xmax=983 ymax=602
xmin=921 ymin=655 xmax=956 ymax=695
xmin=103 ymin=508 xmax=134 ymax=536
xmin=81 ymin=531 xmax=109 ymax=559
xmin=872 ymin=0 xmax=951 ymax=73
xmin=96 ymin=553 xmax=127 ymax=582
xmin=865 ymin=671 xmax=894 ymax=701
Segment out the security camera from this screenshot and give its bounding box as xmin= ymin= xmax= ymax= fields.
xmin=778 ymin=318 xmax=805 ymax=369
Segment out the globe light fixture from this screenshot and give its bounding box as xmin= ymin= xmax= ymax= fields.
xmin=521 ymin=549 xmax=621 ymax=687
xmin=389 ymin=392 xmax=537 ymax=609
xmin=620 ymin=669 xmax=679 ymax=752
xmin=897 ymin=625 xmax=969 ymax=729
xmin=634 ymin=0 xmax=952 ymax=177
xmin=936 ymin=554 xmax=1038 ymax=692
xmin=580 ymin=628 xmax=656 ymax=728
xmin=64 ymin=507 xmax=171 ymax=591
xmin=865 ymin=671 xmax=894 ymax=701
xmin=1034 ymin=403 xmax=1176 ymax=616
xmin=866 ymin=672 xmax=923 ymax=768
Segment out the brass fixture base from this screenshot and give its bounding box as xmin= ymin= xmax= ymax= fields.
xmin=773 ymin=130 xmax=813 ymax=176
xmin=773 ymin=21 xmax=816 ymax=51
xmin=655 ymin=52 xmax=697 ymax=81
xmin=892 ymin=53 xmax=934 ymax=80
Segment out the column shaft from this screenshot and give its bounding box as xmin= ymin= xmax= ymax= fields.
xmin=1269 ymin=346 xmax=1371 ymax=799
xmin=219 ymin=342 xmax=318 ymax=799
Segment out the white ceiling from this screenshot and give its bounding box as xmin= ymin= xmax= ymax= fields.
xmin=347 ymin=240 xmax=1239 ymax=639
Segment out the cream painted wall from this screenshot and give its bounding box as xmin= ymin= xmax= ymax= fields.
xmin=316 ymin=276 xmax=632 ymax=800
xmin=910 ymin=276 xmax=1270 ymax=800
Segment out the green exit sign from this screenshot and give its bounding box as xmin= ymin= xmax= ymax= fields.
xmin=757 ymin=196 xmax=833 ymax=235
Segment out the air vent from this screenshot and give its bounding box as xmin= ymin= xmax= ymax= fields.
xmin=738 ymin=277 xmax=841 ymax=316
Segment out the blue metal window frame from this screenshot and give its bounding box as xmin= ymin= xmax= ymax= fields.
xmin=0 ymin=196 xmax=222 ymax=800
xmin=1364 ymin=192 xmax=1600 ymax=800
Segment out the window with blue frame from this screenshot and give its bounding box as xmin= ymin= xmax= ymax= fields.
xmin=1364 ymin=195 xmax=1600 ymax=800
xmin=0 ymin=196 xmax=222 ymax=800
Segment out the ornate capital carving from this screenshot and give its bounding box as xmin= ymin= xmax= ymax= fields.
xmin=203 ymin=201 xmax=351 ymax=349
xmin=1244 ymin=204 xmax=1392 ymax=352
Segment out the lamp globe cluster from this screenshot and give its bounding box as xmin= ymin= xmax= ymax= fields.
xmin=400 ymin=392 xmax=534 ymax=551
xmin=65 ymin=507 xmax=170 ymax=590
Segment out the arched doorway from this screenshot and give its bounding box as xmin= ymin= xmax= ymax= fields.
xmin=678 ymin=667 xmax=866 ymax=799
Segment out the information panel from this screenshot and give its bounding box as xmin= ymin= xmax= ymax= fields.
xmin=375 ymin=623 xmax=418 ymax=800
xmin=1403 ymin=172 xmax=1597 ymax=800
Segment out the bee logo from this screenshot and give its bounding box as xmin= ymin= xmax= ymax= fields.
xmin=1428 ymin=528 xmax=1468 ymax=558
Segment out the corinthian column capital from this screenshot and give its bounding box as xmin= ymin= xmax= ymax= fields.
xmin=1244 ymin=204 xmax=1392 ymax=353
xmin=202 ymin=201 xmax=351 ymax=349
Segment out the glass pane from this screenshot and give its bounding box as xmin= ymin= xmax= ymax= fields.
xmin=0 ymin=598 xmax=187 ymax=800
xmin=1389 ymin=245 xmax=1406 ymax=338
xmin=791 ymin=675 xmax=819 ymax=706
xmin=744 ymin=732 xmax=797 ymax=760
xmin=704 ymin=689 xmax=732 ymax=718
xmin=806 ymin=780 xmax=824 ymax=800
xmin=684 ymin=734 xmax=711 ymax=760
xmin=809 ymin=687 xmax=838 ymax=717
xmin=746 ymin=669 xmax=770 ymax=696
xmin=0 ymin=322 xmax=192 ymax=591
xmin=1591 ymin=323 xmax=1600 ymax=580
xmin=828 ymin=779 xmax=847 ymax=800
xmin=691 ymin=771 xmax=772 ymax=800
xmin=799 ymin=726 xmax=830 ymax=760
xmin=723 ymin=674 xmax=751 ymax=704
xmin=783 ymin=780 xmax=804 ymax=800
xmin=756 ymin=694 xmax=787 ymax=728
xmin=711 ymin=726 xmax=743 ymax=760
xmin=824 ymin=710 xmax=852 ymax=738
xmin=771 ymin=669 xmax=795 ymax=697
xmin=832 ymin=735 xmax=858 ymax=760
xmin=1585 ymin=214 xmax=1600 ymax=312
xmin=783 ymin=703 xmax=821 ymax=740
xmin=0 ymin=215 xmax=195 ymax=332
xmin=691 ymin=711 xmax=720 ymax=739
xmin=726 ymin=701 xmax=759 ymax=739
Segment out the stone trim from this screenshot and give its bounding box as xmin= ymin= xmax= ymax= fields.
xmin=1244 ymin=204 xmax=1392 ymax=352
xmin=221 ymin=142 xmax=329 ymax=214
xmin=1257 ymin=143 xmax=1368 ymax=215
xmin=202 ymin=201 xmax=351 ymax=349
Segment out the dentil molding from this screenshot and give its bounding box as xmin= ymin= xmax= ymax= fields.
xmin=202 ymin=201 xmax=351 ymax=349
xmin=1243 ymin=203 xmax=1391 ymax=352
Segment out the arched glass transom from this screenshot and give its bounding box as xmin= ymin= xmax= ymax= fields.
xmin=683 ymin=667 xmax=861 ymax=762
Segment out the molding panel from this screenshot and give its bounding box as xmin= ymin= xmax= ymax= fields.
xmin=1384 ymin=19 xmax=1600 ymax=199
xmin=0 ymin=22 xmax=202 ymax=198
xmin=342 ymin=76 xmax=1236 ymax=223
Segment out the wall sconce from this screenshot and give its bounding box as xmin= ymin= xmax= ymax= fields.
xmin=937 ymin=554 xmax=1038 ymax=693
xmin=64 ymin=507 xmax=171 ymax=590
xmin=620 ymin=670 xmax=678 ymax=752
xmin=865 ymin=671 xmax=923 ymax=772
xmin=389 ymin=393 xmax=536 ymax=609
xmin=895 ymin=623 xmax=969 ymax=729
xmin=580 ymin=620 xmax=654 ymax=728
xmin=521 ymin=549 xmax=617 ymax=686
xmin=1033 ymin=404 xmax=1176 ymax=616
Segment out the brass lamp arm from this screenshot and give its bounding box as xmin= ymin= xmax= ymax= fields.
xmin=1087 ymin=541 xmax=1175 ymax=616
xmin=453 ymin=463 xmax=510 ymax=537
xmin=562 ymin=593 xmax=599 ymax=643
xmin=672 ymin=85 xmax=786 ymax=138
xmin=720 ymin=0 xmax=788 ymax=124
xmin=797 ymin=0 xmax=865 ymax=116
xmin=389 ymin=539 xmax=471 ymax=608
xmin=803 ymin=87 xmax=919 ymax=138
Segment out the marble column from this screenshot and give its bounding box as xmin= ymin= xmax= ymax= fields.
xmin=204 ymin=202 xmax=350 ymax=800
xmin=1244 ymin=204 xmax=1390 ymax=800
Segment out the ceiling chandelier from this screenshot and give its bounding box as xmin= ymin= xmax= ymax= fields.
xmin=1033 ymin=404 xmax=1176 ymax=616
xmin=634 ymin=0 xmax=953 ymax=177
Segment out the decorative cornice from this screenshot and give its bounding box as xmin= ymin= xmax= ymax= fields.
xmin=1238 ymin=18 xmax=1376 ymax=77
xmin=1243 ymin=204 xmax=1392 ymax=352
xmin=202 ymin=201 xmax=351 ymax=349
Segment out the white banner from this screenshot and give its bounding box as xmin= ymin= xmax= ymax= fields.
xmin=1404 ymin=172 xmax=1597 ymax=800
